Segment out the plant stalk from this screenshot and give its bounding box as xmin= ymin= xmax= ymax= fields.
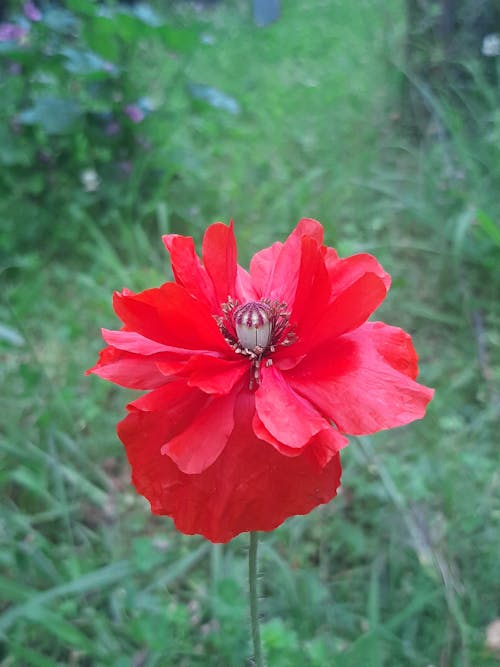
xmin=249 ymin=531 xmax=265 ymax=667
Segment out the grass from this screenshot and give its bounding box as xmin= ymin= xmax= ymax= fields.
xmin=1 ymin=0 xmax=499 ymax=665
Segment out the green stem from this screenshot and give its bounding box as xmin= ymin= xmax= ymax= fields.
xmin=249 ymin=531 xmax=265 ymax=667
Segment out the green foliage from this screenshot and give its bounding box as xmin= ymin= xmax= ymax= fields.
xmin=1 ymin=0 xmax=499 ymax=666
xmin=0 ymin=0 xmax=200 ymax=258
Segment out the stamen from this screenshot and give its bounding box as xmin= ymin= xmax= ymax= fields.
xmin=215 ymin=297 xmax=295 ymax=388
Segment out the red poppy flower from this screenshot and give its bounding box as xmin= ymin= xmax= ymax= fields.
xmin=87 ymin=219 xmax=434 ymax=543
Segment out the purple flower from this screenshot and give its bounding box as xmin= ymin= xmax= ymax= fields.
xmin=23 ymin=1 xmax=42 ymax=22
xmin=118 ymin=161 xmax=133 ymax=175
xmin=8 ymin=62 xmax=22 ymax=75
xmin=124 ymin=104 xmax=145 ymax=124
xmin=0 ymin=23 xmax=28 ymax=42
xmin=105 ymin=120 xmax=121 ymax=136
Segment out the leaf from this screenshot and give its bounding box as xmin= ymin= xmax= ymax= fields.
xmin=131 ymin=537 xmax=164 ymax=573
xmin=60 ymin=47 xmax=116 ymax=77
xmin=9 ymin=645 xmax=57 ymax=667
xmin=18 ymin=96 xmax=82 ymax=135
xmin=0 ymin=43 xmax=42 ymax=66
xmin=24 ymin=607 xmax=93 ymax=650
xmin=64 ymin=0 xmax=98 ymax=16
xmin=0 ymin=561 xmax=133 ymax=634
xmin=156 ymin=25 xmax=200 ymax=53
xmin=141 ymin=542 xmax=210 ymax=594
xmin=0 ymin=323 xmax=24 ymax=346
xmin=82 ymin=17 xmax=119 ymax=61
xmin=187 ymin=84 xmax=240 ymax=115
xmin=42 ymin=7 xmax=79 ymax=34
xmin=476 ymin=210 xmax=500 ymax=248
xmin=131 ymin=3 xmax=163 ymax=27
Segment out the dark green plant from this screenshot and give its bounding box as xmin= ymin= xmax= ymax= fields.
xmin=0 ymin=0 xmax=199 ymax=257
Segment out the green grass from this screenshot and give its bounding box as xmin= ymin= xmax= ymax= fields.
xmin=1 ymin=0 xmax=499 ymax=665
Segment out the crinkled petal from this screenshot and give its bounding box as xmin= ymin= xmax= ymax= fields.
xmin=113 ymin=283 xmax=228 ymax=353
xmin=102 ymin=328 xmax=202 ymax=357
xmin=302 ymin=271 xmax=389 ymax=351
xmin=327 ymin=253 xmax=391 ymax=303
xmin=292 ymin=218 xmax=325 ymax=244
xmin=236 ymin=265 xmax=259 ymax=302
xmin=250 ymin=220 xmax=321 ymax=306
xmin=202 ymin=221 xmax=237 ymax=309
xmin=180 ymin=355 xmax=248 ymax=395
xmin=127 ymin=380 xmax=204 ymax=414
xmin=290 ymin=235 xmax=331 ymax=333
xmin=86 ymin=346 xmax=170 ymax=389
xmin=309 ymin=428 xmax=349 ymax=467
xmin=161 ymin=391 xmax=237 ymax=474
xmin=118 ymin=390 xmax=342 ymax=542
xmin=162 ymin=233 xmax=219 ymax=311
xmin=288 ymin=322 xmax=434 ymax=435
xmin=322 ymin=245 xmax=339 ymax=272
xmin=255 ymin=365 xmax=330 ymax=448
xmin=253 ymin=411 xmax=348 ymax=464
xmin=251 ymin=411 xmax=302 ymax=456
xmin=249 ymin=241 xmax=283 ymax=298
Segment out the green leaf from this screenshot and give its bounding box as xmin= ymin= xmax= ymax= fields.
xmin=64 ymin=0 xmax=98 ymax=16
xmin=18 ymin=96 xmax=82 ymax=135
xmin=0 ymin=561 xmax=133 ymax=634
xmin=9 ymin=645 xmax=58 ymax=667
xmin=156 ymin=25 xmax=200 ymax=53
xmin=24 ymin=607 xmax=93 ymax=650
xmin=476 ymin=210 xmax=500 ymax=247
xmin=131 ymin=537 xmax=164 ymax=573
xmin=187 ymin=83 xmax=240 ymax=115
xmin=0 ymin=323 xmax=25 ymax=347
xmin=42 ymin=7 xmax=79 ymax=34
xmin=60 ymin=47 xmax=117 ymax=77
xmin=82 ymin=17 xmax=120 ymax=61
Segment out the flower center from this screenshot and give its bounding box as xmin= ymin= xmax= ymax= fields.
xmin=233 ymin=301 xmax=272 ymax=353
xmin=215 ymin=297 xmax=297 ymax=388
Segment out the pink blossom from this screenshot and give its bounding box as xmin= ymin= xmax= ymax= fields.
xmin=124 ymin=104 xmax=145 ymax=124
xmin=0 ymin=23 xmax=28 ymax=42
xmin=23 ymin=2 xmax=42 ymax=22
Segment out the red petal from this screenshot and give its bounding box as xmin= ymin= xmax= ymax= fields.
xmin=293 ymin=218 xmax=324 ymax=244
xmin=251 ymin=411 xmax=304 ymax=457
xmin=162 ymin=234 xmax=219 ymax=311
xmin=236 ymin=265 xmax=259 ymax=302
xmin=202 ymin=221 xmax=237 ymax=309
xmin=249 ymin=241 xmax=283 ymax=298
xmin=161 ymin=391 xmax=237 ymax=474
xmin=127 ymin=380 xmax=204 ymax=414
xmin=322 ymin=245 xmax=339 ymax=271
xmin=253 ymin=412 xmax=348 ymax=464
xmin=303 ymin=271 xmax=389 ymax=350
xmin=250 ymin=218 xmax=326 ymax=307
xmin=113 ymin=283 xmax=228 ymax=353
xmin=327 ymin=253 xmax=391 ymax=303
xmin=288 ymin=322 xmax=434 ymax=435
xmin=86 ymin=346 xmax=169 ymax=389
xmin=181 ymin=355 xmax=248 ymax=394
xmin=255 ymin=365 xmax=330 ymax=447
xmin=102 ymin=328 xmax=191 ymax=356
xmin=118 ymin=389 xmax=342 ymax=542
xmin=290 ymin=235 xmax=331 ymax=332
xmin=309 ymin=428 xmax=349 ymax=467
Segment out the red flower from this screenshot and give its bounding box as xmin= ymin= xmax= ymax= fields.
xmin=87 ymin=219 xmax=434 ymax=543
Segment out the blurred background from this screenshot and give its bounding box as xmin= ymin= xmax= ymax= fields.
xmin=1 ymin=0 xmax=499 ymax=665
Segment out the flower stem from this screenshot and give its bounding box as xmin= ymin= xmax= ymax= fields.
xmin=249 ymin=531 xmax=265 ymax=667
